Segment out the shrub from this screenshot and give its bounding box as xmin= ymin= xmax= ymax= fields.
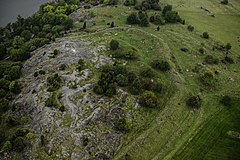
xmin=186 ymin=95 xmax=202 ymax=109
xmin=221 ymin=0 xmax=228 ymax=5
xmin=115 ymin=117 xmax=130 ymax=132
xmin=0 ymin=89 xmax=6 ymax=98
xmin=105 ymin=83 xmax=117 ymax=97
xmin=164 ymin=11 xmax=181 ymax=23
xmin=59 ymin=105 xmax=65 ymax=112
xmin=93 ymin=85 xmax=104 ymax=94
xmin=127 ymin=72 xmax=137 ymax=83
xmin=45 ymin=94 xmax=58 ymax=107
xmin=6 ymin=115 xmax=19 ymax=126
xmin=9 ymin=81 xmax=21 ymax=93
xmin=47 ymin=74 xmax=62 ymax=91
xmin=39 ymin=70 xmax=46 ymax=75
xmin=53 ymin=49 xmax=58 ymax=56
xmin=110 ymin=40 xmax=119 ymax=50
xmin=162 ymin=5 xmax=172 ymax=16
xmin=124 ymin=0 xmax=136 ymax=6
xmin=0 ymin=98 xmax=9 ymax=113
xmin=224 ymin=56 xmax=234 ymax=64
xmin=151 ymin=60 xmax=171 ymax=72
xmin=199 ymin=48 xmax=205 ymax=54
xmin=200 ymin=72 xmax=216 ymax=86
xmin=187 ymin=25 xmax=194 ymax=32
xmin=225 ymin=43 xmax=231 ymax=51
xmin=180 ymin=48 xmax=189 ymax=52
xmin=2 ymin=141 xmax=12 ymax=152
xmin=59 ymin=64 xmax=67 ymax=70
xmin=141 ymin=67 xmax=154 ymax=77
xmin=205 ymin=55 xmax=219 ymax=64
xmin=129 ymin=78 xmax=142 ymax=94
xmin=138 ymin=11 xmax=149 ymax=26
xmin=220 ymin=95 xmax=232 ymax=106
xmin=26 ymin=132 xmax=34 ymax=140
xmin=34 ymin=71 xmax=38 ymax=77
xmin=202 ymin=32 xmax=209 ymax=39
xmin=140 ymin=91 xmax=158 ymax=108
xmin=116 ymin=74 xmax=128 ymax=86
xmin=13 ymin=137 xmax=27 ymax=152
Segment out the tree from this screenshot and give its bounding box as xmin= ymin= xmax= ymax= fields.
xmin=164 ymin=11 xmax=181 ymax=23
xmin=110 ymin=39 xmax=119 ymax=50
xmin=220 ymin=95 xmax=232 ymax=106
xmin=21 ymin=30 xmax=32 ymax=41
xmin=187 ymin=95 xmax=201 ymax=109
xmin=140 ymin=91 xmax=158 ymax=108
xmin=225 ymin=43 xmax=231 ymax=51
xmin=202 ymin=32 xmax=209 ymax=39
xmin=157 ymin=26 xmax=160 ymax=31
xmin=162 ymin=5 xmax=172 ymax=16
xmin=9 ymin=81 xmax=21 ymax=93
xmin=138 ymin=11 xmax=149 ymax=26
xmin=0 ymin=43 xmax=6 ymax=60
xmin=62 ymin=18 xmax=74 ymax=30
xmin=127 ymin=12 xmax=139 ymax=24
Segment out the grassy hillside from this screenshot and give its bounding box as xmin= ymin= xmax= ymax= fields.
xmin=69 ymin=0 xmax=240 ymax=159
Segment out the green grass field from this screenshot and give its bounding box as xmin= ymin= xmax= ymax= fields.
xmin=71 ymin=0 xmax=240 ymax=159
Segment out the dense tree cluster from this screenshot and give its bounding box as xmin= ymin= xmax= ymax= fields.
xmin=127 ymin=11 xmax=149 ymax=26
xmin=0 ymin=1 xmax=79 ymax=153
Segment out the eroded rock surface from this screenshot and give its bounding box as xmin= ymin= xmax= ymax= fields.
xmin=14 ymin=37 xmax=132 ymax=159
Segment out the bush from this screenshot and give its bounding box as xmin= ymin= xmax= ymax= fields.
xmin=138 ymin=11 xmax=149 ymax=26
xmin=6 ymin=115 xmax=19 ymax=126
xmin=45 ymin=94 xmax=58 ymax=107
xmin=2 ymin=140 xmax=12 ymax=152
xmin=39 ymin=70 xmax=46 ymax=75
xmin=115 ymin=117 xmax=130 ymax=132
xmin=162 ymin=5 xmax=172 ymax=16
xmin=47 ymin=74 xmax=62 ymax=91
xmin=116 ymin=74 xmax=128 ymax=86
xmin=0 ymin=98 xmax=9 ymax=113
xmin=141 ymin=67 xmax=154 ymax=77
xmin=200 ymin=72 xmax=216 ymax=86
xmin=105 ymin=83 xmax=117 ymax=97
xmin=199 ymin=48 xmax=205 ymax=54
xmin=9 ymin=81 xmax=21 ymax=93
xmin=224 ymin=56 xmax=234 ymax=64
xmin=221 ymin=0 xmax=228 ymax=5
xmin=202 ymin=32 xmax=209 ymax=39
xmin=34 ymin=71 xmax=38 ymax=77
xmin=127 ymin=72 xmax=137 ymax=83
xmin=187 ymin=25 xmax=194 ymax=32
xmin=140 ymin=91 xmax=158 ymax=108
xmin=129 ymin=78 xmax=142 ymax=95
xmin=164 ymin=11 xmax=182 ymax=23
xmin=220 ymin=95 xmax=232 ymax=106
xmin=59 ymin=64 xmax=67 ymax=70
xmin=151 ymin=60 xmax=171 ymax=72
xmin=187 ymin=95 xmax=202 ymax=109
xmin=225 ymin=43 xmax=231 ymax=51
xmin=204 ymin=55 xmax=219 ymax=64
xmin=13 ymin=137 xmax=27 ymax=152
xmin=93 ymin=85 xmax=104 ymax=94
xmin=110 ymin=40 xmax=119 ymax=50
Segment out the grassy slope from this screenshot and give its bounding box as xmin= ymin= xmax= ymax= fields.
xmin=71 ymin=0 xmax=240 ymax=159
